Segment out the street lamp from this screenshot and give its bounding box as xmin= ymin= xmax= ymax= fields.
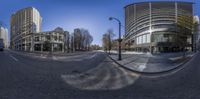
xmin=109 ymin=17 xmax=122 ymax=61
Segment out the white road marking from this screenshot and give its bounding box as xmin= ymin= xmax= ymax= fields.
xmin=138 ymin=64 xmax=146 ymax=71
xmin=9 ymin=55 xmax=19 ymax=62
xmin=52 ymin=56 xmax=58 ymax=60
xmin=88 ymin=53 xmax=97 ymax=59
xmin=61 ymin=58 xmax=140 ymax=90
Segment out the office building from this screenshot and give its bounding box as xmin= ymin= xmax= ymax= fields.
xmin=125 ymin=1 xmax=193 ymax=53
xmin=10 ymin=7 xmax=42 ymax=51
xmin=193 ymin=16 xmax=200 ymax=51
xmin=0 ymin=26 xmax=8 ymax=48
xmin=28 ymin=27 xmax=67 ymax=52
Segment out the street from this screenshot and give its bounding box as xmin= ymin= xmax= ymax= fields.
xmin=0 ymin=50 xmax=200 ymax=99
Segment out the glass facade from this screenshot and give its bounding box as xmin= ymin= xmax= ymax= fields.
xmin=125 ymin=1 xmax=193 ymax=53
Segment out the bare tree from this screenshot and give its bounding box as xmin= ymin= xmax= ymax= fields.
xmin=73 ymin=29 xmax=81 ymax=50
xmin=90 ymin=44 xmax=101 ymax=50
xmin=81 ymin=29 xmax=93 ymax=51
xmin=102 ymin=29 xmax=115 ymax=53
xmin=73 ymin=28 xmax=93 ymax=51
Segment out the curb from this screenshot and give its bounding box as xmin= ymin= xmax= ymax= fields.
xmin=8 ymin=49 xmax=94 ymax=57
xmin=107 ymin=53 xmax=196 ymax=76
xmin=7 ymin=50 xmax=50 ymax=59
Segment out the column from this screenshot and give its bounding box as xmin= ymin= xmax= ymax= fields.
xmin=31 ymin=36 xmax=34 ymax=52
xmin=51 ymin=43 xmax=54 ymax=52
xmin=25 ymin=38 xmax=27 ymax=51
xmin=41 ymin=44 xmax=43 ymax=52
xmin=149 ymin=2 xmax=152 ymax=54
xmin=62 ymin=43 xmax=64 ymax=52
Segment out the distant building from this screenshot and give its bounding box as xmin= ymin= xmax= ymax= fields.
xmin=73 ymin=28 xmax=81 ymax=50
xmin=10 ymin=7 xmax=42 ymax=51
xmin=124 ymin=1 xmax=194 ymax=53
xmin=64 ymin=31 xmax=70 ymax=52
xmin=0 ymin=26 xmax=8 ymax=48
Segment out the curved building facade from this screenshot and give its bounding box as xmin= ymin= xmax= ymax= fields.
xmin=124 ymin=1 xmax=193 ymax=53
xmin=10 ymin=7 xmax=42 ymax=51
xmin=0 ymin=26 xmax=8 ymax=48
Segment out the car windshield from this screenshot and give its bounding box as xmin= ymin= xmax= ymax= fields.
xmin=0 ymin=0 xmax=200 ymax=99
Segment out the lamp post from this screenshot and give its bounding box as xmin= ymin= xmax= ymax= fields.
xmin=109 ymin=17 xmax=122 ymax=61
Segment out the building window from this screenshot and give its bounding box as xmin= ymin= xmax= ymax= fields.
xmin=147 ymin=34 xmax=150 ymax=43
xmin=46 ymin=35 xmax=50 ymax=41
xmin=35 ymin=36 xmax=39 ymax=42
xmin=136 ymin=34 xmax=151 ymax=44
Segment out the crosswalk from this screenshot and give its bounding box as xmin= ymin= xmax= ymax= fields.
xmin=61 ymin=58 xmax=140 ymax=90
xmin=52 ymin=52 xmax=99 ymax=62
xmin=8 ymin=50 xmax=99 ymax=62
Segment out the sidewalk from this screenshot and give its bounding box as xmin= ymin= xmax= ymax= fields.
xmin=109 ymin=51 xmax=195 ymax=73
xmin=8 ymin=49 xmax=95 ymax=60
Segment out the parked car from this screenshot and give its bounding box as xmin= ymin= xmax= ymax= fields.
xmin=0 ymin=38 xmax=4 ymax=51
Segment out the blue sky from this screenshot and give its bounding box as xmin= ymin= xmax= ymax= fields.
xmin=0 ymin=0 xmax=199 ymax=45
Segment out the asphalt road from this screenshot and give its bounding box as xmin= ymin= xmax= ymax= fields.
xmin=0 ymin=50 xmax=200 ymax=99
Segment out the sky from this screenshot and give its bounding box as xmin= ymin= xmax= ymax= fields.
xmin=0 ymin=0 xmax=199 ymax=45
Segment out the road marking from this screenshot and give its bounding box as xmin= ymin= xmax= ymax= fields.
xmin=9 ymin=55 xmax=19 ymax=62
xmin=52 ymin=56 xmax=58 ymax=60
xmin=89 ymin=53 xmax=97 ymax=59
xmin=40 ymin=54 xmax=47 ymax=59
xmin=138 ymin=64 xmax=146 ymax=71
xmin=61 ymin=57 xmax=140 ymax=90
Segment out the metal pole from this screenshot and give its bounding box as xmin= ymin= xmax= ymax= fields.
xmin=118 ymin=21 xmax=122 ymax=60
xmin=109 ymin=17 xmax=122 ymax=60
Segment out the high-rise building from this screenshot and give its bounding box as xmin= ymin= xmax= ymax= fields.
xmin=0 ymin=26 xmax=8 ymax=48
xmin=193 ymin=16 xmax=200 ymax=51
xmin=124 ymin=1 xmax=193 ymax=53
xmin=10 ymin=7 xmax=42 ymax=51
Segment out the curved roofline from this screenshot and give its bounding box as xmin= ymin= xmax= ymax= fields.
xmin=124 ymin=1 xmax=194 ymax=8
